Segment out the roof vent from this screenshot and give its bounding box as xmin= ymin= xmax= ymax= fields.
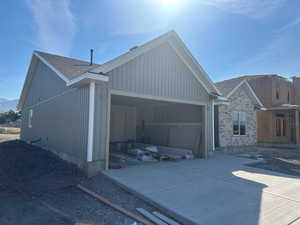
xmin=130 ymin=46 xmax=139 ymax=51
xmin=90 ymin=49 xmax=94 ymax=65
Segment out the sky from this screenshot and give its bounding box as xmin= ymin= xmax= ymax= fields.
xmin=1 ymin=0 xmax=300 ymax=100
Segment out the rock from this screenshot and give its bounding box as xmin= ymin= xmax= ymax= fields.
xmin=144 ymin=146 xmax=158 ymax=153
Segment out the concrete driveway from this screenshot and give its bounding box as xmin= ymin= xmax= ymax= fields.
xmin=104 ymin=153 xmax=300 ymax=225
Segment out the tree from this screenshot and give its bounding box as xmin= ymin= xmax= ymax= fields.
xmin=0 ymin=110 xmax=21 ymax=124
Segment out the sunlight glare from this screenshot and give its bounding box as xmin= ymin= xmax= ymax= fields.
xmin=160 ymin=0 xmax=181 ymax=8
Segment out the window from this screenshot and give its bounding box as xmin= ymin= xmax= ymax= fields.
xmin=287 ymin=91 xmax=290 ymax=103
xmin=28 ymin=109 xmax=33 ymax=128
xmin=233 ymin=112 xmax=246 ymax=136
xmin=276 ymin=118 xmax=286 ymax=137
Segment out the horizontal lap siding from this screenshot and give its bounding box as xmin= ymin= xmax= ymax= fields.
xmin=108 ymin=42 xmax=209 ymax=103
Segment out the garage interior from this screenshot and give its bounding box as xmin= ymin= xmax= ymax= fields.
xmin=109 ymin=94 xmax=205 ymax=169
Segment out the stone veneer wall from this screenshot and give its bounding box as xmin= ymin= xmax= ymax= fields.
xmin=218 ymin=86 xmax=257 ymax=147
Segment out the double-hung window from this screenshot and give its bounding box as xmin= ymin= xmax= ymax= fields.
xmin=233 ymin=111 xmax=246 ymax=135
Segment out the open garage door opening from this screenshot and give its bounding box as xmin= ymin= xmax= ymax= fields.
xmin=108 ymin=94 xmax=206 ymax=169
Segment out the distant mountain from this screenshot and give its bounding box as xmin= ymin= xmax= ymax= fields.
xmin=0 ymin=99 xmax=18 ymax=112
xmin=0 ymin=98 xmax=8 ymax=102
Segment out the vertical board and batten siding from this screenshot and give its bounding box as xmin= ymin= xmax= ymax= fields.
xmin=93 ymin=83 xmax=109 ymax=164
xmin=93 ymin=42 xmax=214 ymax=166
xmin=21 ymin=58 xmax=90 ymax=166
xmin=23 ymin=57 xmax=69 ymax=108
xmin=142 ymin=103 xmax=203 ymax=149
xmin=167 ymin=35 xmax=218 ymax=95
xmin=107 ymin=42 xmax=210 ymax=103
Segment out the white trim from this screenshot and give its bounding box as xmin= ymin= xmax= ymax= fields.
xmin=34 ymin=52 xmax=70 ymax=83
xmin=146 ymin=122 xmax=202 ymax=126
xmin=227 ymin=80 xmax=246 ymax=98
xmin=212 ymin=100 xmax=215 ymax=151
xmin=168 ymin=41 xmax=210 ymax=94
xmin=22 ymin=88 xmax=76 ymax=111
xmin=244 ymin=81 xmax=264 ymax=107
xmin=89 ymin=31 xmax=220 ymax=95
xmin=110 ymin=89 xmax=207 ymax=106
xmin=105 ymin=90 xmax=112 ymax=170
xmin=233 ymin=111 xmax=247 ymax=136
xmin=227 ymin=80 xmax=264 ymax=107
xmin=87 ymin=81 xmax=95 ymax=162
xmin=214 ymin=101 xmax=230 ymax=105
xmin=171 ymin=32 xmax=222 ymax=96
xmin=90 ymin=32 xmax=172 ymax=74
xmin=67 ymin=72 xmax=109 ymax=86
xmin=216 ymin=96 xmax=228 ymax=101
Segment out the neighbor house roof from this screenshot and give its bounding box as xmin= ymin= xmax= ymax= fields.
xmin=18 ymin=30 xmax=222 ymax=110
xmin=215 ymin=79 xmax=264 ymax=107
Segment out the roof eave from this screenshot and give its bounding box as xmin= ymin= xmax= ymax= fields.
xmin=67 ymin=72 xmax=109 ymax=87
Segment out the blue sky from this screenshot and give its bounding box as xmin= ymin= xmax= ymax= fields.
xmin=1 ymin=0 xmax=300 ymax=100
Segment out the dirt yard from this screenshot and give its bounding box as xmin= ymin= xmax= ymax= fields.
xmin=230 ymin=146 xmax=300 ymax=177
xmin=0 ymin=140 xmax=160 ymax=225
xmin=0 ymin=127 xmax=20 ymax=142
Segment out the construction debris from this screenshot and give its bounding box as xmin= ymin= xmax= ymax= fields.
xmin=144 ymin=146 xmax=158 ymax=153
xmin=152 ymin=212 xmax=181 ymax=225
xmin=77 ymin=184 xmax=156 ymax=225
xmin=136 ymin=208 xmax=168 ymax=225
xmin=109 ymin=141 xmax=194 ymax=169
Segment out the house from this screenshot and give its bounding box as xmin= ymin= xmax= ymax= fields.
xmin=18 ymin=31 xmax=222 ymax=176
xmin=244 ymin=75 xmax=300 ymax=145
xmin=214 ymin=79 xmax=263 ymax=148
xmin=216 ymin=74 xmax=300 ymax=146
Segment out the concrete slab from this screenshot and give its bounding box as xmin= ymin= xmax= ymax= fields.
xmin=104 ymin=153 xmax=300 ymax=225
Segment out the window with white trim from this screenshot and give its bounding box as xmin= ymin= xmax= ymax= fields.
xmin=233 ymin=111 xmax=246 ymax=135
xmin=28 ymin=109 xmax=33 ymax=128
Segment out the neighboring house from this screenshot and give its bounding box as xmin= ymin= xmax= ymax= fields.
xmin=244 ymin=75 xmax=300 ymax=145
xmin=217 ymin=74 xmax=300 ymax=146
xmin=18 ymin=31 xmax=222 ymax=176
xmin=214 ymin=79 xmax=263 ymax=148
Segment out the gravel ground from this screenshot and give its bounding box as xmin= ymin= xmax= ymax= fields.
xmin=228 ymin=146 xmax=300 ymax=177
xmin=0 ymin=140 xmax=161 ymax=225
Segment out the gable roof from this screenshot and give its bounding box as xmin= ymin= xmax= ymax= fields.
xmin=216 ymin=79 xmax=264 ymax=107
xmin=87 ymin=30 xmax=221 ymax=96
xmin=216 ymin=74 xmax=288 ymax=97
xmin=19 ymin=30 xmax=221 ymax=110
xmin=35 ymin=51 xmax=100 ymax=80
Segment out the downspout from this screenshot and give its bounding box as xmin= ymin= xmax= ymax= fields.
xmin=87 ymin=81 xmax=95 ymax=162
xmin=212 ymin=99 xmax=215 ymax=151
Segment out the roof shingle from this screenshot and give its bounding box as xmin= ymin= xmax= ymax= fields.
xmin=36 ymin=51 xmax=101 ymax=80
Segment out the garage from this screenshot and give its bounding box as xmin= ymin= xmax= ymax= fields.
xmin=87 ymin=31 xmax=222 ymax=174
xmin=108 ymin=93 xmax=206 ymax=168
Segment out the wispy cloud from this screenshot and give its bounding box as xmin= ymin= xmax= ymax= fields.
xmin=27 ymin=0 xmax=76 ymax=55
xmin=199 ymin=0 xmax=286 ymax=19
xmin=277 ymin=17 xmax=300 ymax=33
